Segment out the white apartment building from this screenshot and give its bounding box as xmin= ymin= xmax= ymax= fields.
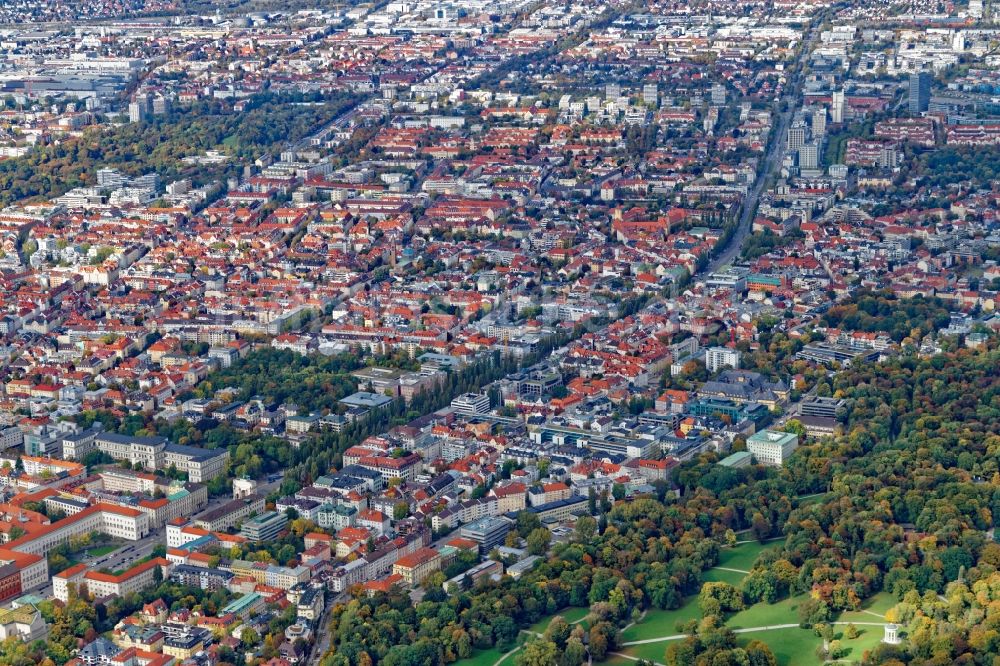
xmin=746 ymin=430 xmax=799 ymax=466
xmin=705 ymin=346 xmax=742 ymax=373
xmin=450 ymin=393 xmax=490 ymax=416
xmin=0 ymin=427 xmax=23 ymax=452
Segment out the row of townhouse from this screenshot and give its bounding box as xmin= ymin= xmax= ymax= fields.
xmin=328 ymin=531 xmax=429 ymax=592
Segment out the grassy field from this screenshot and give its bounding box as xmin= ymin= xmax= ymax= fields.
xmin=621 ymin=605 xmax=702 ymax=642
xmin=702 ymin=568 xmax=747 ymax=586
xmin=495 ymin=641 xmax=525 ymax=666
xmin=795 ymin=493 xmax=830 ymax=507
xmin=603 ymin=657 xmax=637 ymax=666
xmin=737 ymin=628 xmax=820 ymax=665
xmin=737 ymin=622 xmax=884 ymax=665
xmin=831 ymin=624 xmax=885 ymax=663
xmin=619 ymin=620 xmax=885 ymax=666
xmin=718 ymin=540 xmax=780 ymax=572
xmin=835 ymin=590 xmax=897 ymax=623
xmin=456 ymin=608 xmax=588 ymax=666
xmin=619 ymin=540 xmax=768 ymax=644
xmin=726 ymin=593 xmax=810 ymax=629
xmin=458 ymin=646 xmax=510 ymax=666
xmin=461 ymin=539 xmax=890 ymax=666
xmin=622 ymin=638 xmax=678 ymax=663
xmin=86 ymin=545 xmax=119 ymax=557
xmin=611 ymin=539 xmax=891 ymax=666
xmin=526 ymin=606 xmax=590 ymax=635
xmin=459 ymin=634 xmax=531 ymax=666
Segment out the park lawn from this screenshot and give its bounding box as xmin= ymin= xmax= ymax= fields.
xmin=704 ymin=585 xmax=886 ymax=665
xmin=495 ymin=646 xmax=525 ymax=666
xmin=833 ymin=623 xmax=885 ymax=663
xmin=703 ymin=568 xmax=746 ymax=586
xmin=795 ymin=493 xmax=830 ymax=507
xmin=737 ymin=627 xmax=822 ymax=665
xmin=456 ymin=634 xmax=529 ymax=666
xmin=621 ymin=603 xmax=702 ymax=642
xmin=725 ymin=593 xmax=810 ymax=630
xmin=456 ymin=607 xmax=592 ymax=666
xmin=456 ymin=646 xmax=508 ymax=666
xmin=737 ymin=622 xmax=884 ymax=666
xmin=865 ymin=591 xmax=898 ymax=615
xmin=611 ymin=571 xmax=889 ymax=666
xmin=617 ymin=553 xmax=787 ymax=645
xmin=625 ymin=640 xmax=676 ymax=663
xmin=618 ymin=623 xmax=885 ymax=666
xmin=87 ymin=545 xmax=119 ymax=557
xmin=462 ymin=555 xmax=889 ymax=666
xmin=835 ymin=591 xmax=897 ymax=623
xmin=603 ymin=656 xmax=639 ymax=666
xmin=526 ymin=606 xmax=590 ymax=635
xmin=717 ymin=540 xmax=778 ymax=572
xmin=617 ymin=595 xmax=808 ymax=663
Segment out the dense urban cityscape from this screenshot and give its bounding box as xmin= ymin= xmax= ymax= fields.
xmin=0 ymin=0 xmax=997 ymax=665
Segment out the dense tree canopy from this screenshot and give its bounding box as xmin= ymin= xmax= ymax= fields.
xmin=820 ymin=290 xmax=952 ymax=342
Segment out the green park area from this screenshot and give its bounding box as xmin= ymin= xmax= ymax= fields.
xmin=526 ymin=606 xmax=591 ymax=635
xmin=718 ymin=539 xmax=779 ymax=570
xmin=86 ymin=544 xmax=119 ymax=558
xmin=460 ymin=643 xmax=520 ymax=666
xmin=794 ymin=492 xmax=830 ymax=508
xmin=456 ymin=541 xmax=894 ymax=666
xmin=834 ymin=591 xmax=897 ymax=623
xmin=612 ymin=541 xmax=891 ymax=666
xmin=457 ymin=607 xmax=590 ymax=666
